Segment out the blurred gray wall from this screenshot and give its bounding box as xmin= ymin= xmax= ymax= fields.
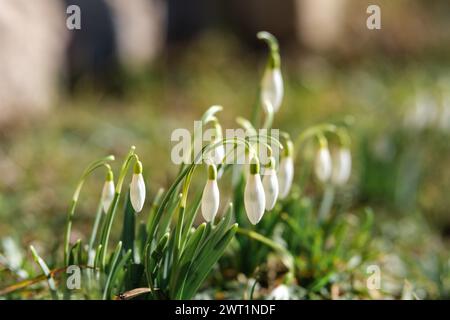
xmin=0 ymin=0 xmax=67 ymax=127
xmin=0 ymin=0 xmax=166 ymax=127
xmin=0 ymin=0 xmax=449 ymax=127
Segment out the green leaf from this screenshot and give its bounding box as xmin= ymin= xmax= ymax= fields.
xmin=177 ymin=207 xmax=234 ymax=298
xmin=145 ymin=232 xmax=170 ymax=298
xmin=180 ymin=192 xmax=202 ymax=248
xmin=121 ymin=190 xmax=136 ymax=257
xmin=171 ymin=223 xmax=206 ymax=298
xmin=103 ymin=241 xmax=132 ymax=299
xmin=182 ymin=224 xmax=238 ymax=299
xmin=135 ymin=222 xmax=147 ymax=263
xmin=146 ymin=188 xmax=165 ymax=236
xmin=68 ymin=239 xmax=83 ymax=266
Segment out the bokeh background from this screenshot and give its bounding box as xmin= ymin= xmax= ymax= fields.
xmin=1 ymin=0 xmax=450 ymax=296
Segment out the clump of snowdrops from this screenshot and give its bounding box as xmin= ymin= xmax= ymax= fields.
xmin=5 ymin=31 xmax=354 ymax=300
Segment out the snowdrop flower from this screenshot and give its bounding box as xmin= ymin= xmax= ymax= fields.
xmin=201 ymin=165 xmax=220 ymax=222
xmin=262 ymin=157 xmax=279 ymax=210
xmin=258 ymin=31 xmax=283 ymax=113
xmin=244 ymin=158 xmax=266 ymax=225
xmin=268 ymin=284 xmax=290 ymax=300
xmin=101 ymin=170 xmax=115 ymax=214
xmin=261 ymin=67 xmax=283 ymax=113
xmin=278 ymin=140 xmax=294 ymax=199
xmin=314 ymin=146 xmax=332 ymax=183
xmin=130 ymin=160 xmax=146 ymax=212
xmin=331 ymin=148 xmax=352 ymax=186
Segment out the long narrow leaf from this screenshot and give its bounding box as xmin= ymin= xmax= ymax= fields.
xmin=29 ymin=245 xmax=58 ymax=299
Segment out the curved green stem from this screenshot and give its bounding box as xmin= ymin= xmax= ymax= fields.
xmin=63 ymin=155 xmax=114 ymax=266
xmin=257 ymin=31 xmax=280 ymax=69
xmin=262 ymin=100 xmax=274 ymax=129
xmin=293 ymin=124 xmax=338 ymax=159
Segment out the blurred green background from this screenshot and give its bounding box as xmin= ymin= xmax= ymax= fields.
xmin=1 ymin=0 xmax=450 ymax=297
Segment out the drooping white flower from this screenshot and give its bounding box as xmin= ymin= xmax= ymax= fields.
xmin=278 ymin=140 xmax=294 ymax=199
xmin=262 ymin=157 xmax=279 ymax=210
xmin=268 ymin=284 xmax=290 ymax=300
xmin=101 ymin=170 xmax=115 ymax=214
xmin=278 ymin=157 xmax=294 ymax=199
xmin=314 ymin=147 xmax=332 ymax=183
xmin=331 ymin=148 xmax=352 ymax=186
xmin=261 ymin=67 xmax=283 ymax=113
xmin=201 ymin=165 xmax=220 ymax=222
xmin=130 ymin=160 xmax=146 ymax=213
xmin=244 ymin=159 xmax=266 ymax=225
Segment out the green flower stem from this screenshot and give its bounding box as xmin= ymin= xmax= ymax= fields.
xmin=337 ymin=128 xmax=351 ymax=148
xmin=247 ymin=134 xmax=283 ymax=150
xmin=115 ymin=146 xmax=138 ymax=194
xmin=201 ymin=105 xmax=223 ymax=124
xmin=257 ymin=31 xmax=280 ymax=69
xmin=63 ymin=155 xmax=114 ymax=266
xmin=236 ymin=117 xmax=257 ymax=136
xmin=292 ymin=124 xmax=337 ymax=161
xmin=294 ymin=124 xmax=351 ymax=155
xmin=87 ymin=199 xmax=104 ymax=264
xmin=316 ymin=132 xmax=328 ymax=149
xmin=145 ymin=137 xmax=255 ymax=280
xmin=250 ymin=87 xmax=262 ymax=127
xmin=143 ymin=137 xmax=258 ymax=298
xmin=261 ymin=97 xmax=274 ymax=130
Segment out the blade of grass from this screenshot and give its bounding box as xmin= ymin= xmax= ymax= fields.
xmin=30 ymin=245 xmax=58 ymax=299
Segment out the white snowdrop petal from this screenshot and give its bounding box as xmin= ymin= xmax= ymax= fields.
xmin=261 ymin=68 xmax=284 ymax=113
xmin=130 ymin=173 xmax=146 ymax=213
xmin=332 ymin=148 xmax=352 ymax=185
xmin=315 ymin=148 xmax=332 ymax=183
xmin=101 ymin=180 xmax=115 ymax=213
xmin=244 ymin=174 xmax=266 ymax=225
xmin=201 ymin=180 xmax=220 ymax=222
xmin=262 ymin=168 xmax=279 ymax=210
xmin=268 ymin=284 xmax=290 ymax=300
xmin=278 ymin=157 xmax=294 ymax=199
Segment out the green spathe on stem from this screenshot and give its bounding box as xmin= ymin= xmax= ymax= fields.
xmin=257 ymin=31 xmax=280 ymax=69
